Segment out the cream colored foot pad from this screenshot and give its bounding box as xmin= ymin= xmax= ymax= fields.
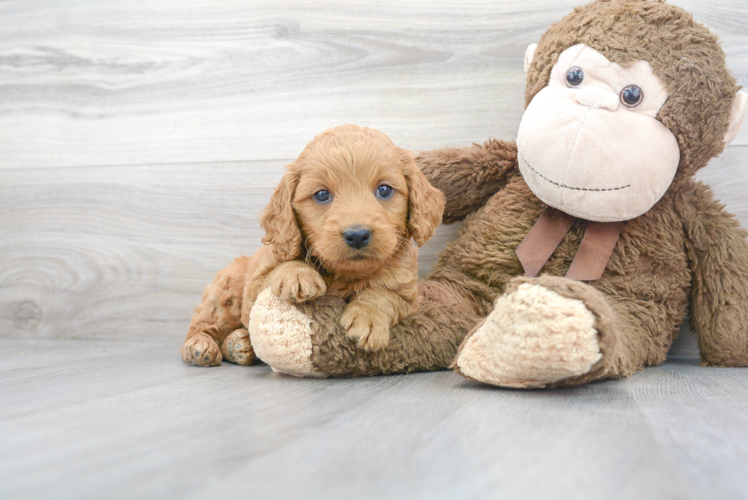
xmin=249 ymin=288 xmax=326 ymax=378
xmin=456 ymin=283 xmax=601 ymax=388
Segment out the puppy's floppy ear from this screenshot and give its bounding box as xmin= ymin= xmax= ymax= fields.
xmin=260 ymin=163 xmax=302 ymax=261
xmin=403 ymin=153 xmax=446 ymax=247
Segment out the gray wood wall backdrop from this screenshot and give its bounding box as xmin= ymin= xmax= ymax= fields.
xmin=1 ymin=0 xmax=746 ymax=341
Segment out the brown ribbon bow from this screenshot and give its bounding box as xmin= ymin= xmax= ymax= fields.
xmin=515 ymin=207 xmax=623 ymax=281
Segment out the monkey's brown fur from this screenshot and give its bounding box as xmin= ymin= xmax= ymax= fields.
xmin=181 ymin=125 xmax=445 ymax=366
xmin=260 ymin=0 xmax=748 ymax=385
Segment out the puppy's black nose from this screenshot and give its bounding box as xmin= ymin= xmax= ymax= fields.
xmin=343 ymin=227 xmax=372 ymax=249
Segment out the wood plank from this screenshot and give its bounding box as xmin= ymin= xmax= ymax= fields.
xmin=628 ymin=361 xmax=748 ymax=498
xmin=2 ymin=339 xmax=747 ymax=499
xmin=0 ymin=0 xmax=746 ymax=170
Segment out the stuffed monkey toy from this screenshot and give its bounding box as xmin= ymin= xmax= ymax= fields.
xmin=245 ymin=0 xmax=748 ymax=387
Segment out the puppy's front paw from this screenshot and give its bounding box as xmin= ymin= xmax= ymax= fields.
xmin=269 ymin=265 xmax=327 ymax=303
xmin=340 ymin=303 xmax=390 ymax=351
xmin=181 ymin=333 xmax=222 ymax=366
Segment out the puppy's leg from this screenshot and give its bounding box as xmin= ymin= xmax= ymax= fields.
xmin=341 ymin=288 xmax=415 ymax=351
xmin=220 ymin=328 xmax=256 ymax=365
xmin=182 ymin=256 xmax=251 ymax=366
xmin=267 ymin=260 xmax=327 ymax=303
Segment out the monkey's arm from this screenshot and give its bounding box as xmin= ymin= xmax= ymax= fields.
xmin=415 ymin=139 xmax=518 ymax=224
xmin=677 ymin=181 xmax=748 ymax=366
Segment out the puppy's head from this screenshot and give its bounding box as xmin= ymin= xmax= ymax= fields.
xmin=260 ymin=125 xmax=445 ymax=274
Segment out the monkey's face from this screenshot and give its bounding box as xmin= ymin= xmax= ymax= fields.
xmin=517 ymin=44 xmax=680 ymax=222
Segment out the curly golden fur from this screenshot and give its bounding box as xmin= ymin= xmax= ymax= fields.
xmin=181 ymin=125 xmax=445 ymax=366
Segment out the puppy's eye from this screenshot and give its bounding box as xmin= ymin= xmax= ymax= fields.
xmin=313 ymin=190 xmax=332 ymax=204
xmin=566 ymin=66 xmax=584 ymax=88
xmin=375 ymin=184 xmax=394 ymax=200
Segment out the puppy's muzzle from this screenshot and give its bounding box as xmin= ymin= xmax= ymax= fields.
xmin=343 ymin=226 xmax=372 ymax=249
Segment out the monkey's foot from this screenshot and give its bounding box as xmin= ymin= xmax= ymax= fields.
xmin=220 ymin=328 xmax=257 ymax=365
xmin=249 ymin=289 xmax=327 ymax=378
xmin=181 ymin=332 xmax=222 ymax=367
xmin=454 ymin=277 xmax=610 ymax=388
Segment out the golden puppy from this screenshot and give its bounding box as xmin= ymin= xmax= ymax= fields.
xmin=181 ymin=125 xmax=445 ymax=366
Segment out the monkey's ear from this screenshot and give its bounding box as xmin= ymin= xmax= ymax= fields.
xmin=405 ymin=157 xmax=446 ymax=247
xmin=524 ymin=43 xmax=538 ymax=76
xmin=260 ymin=165 xmax=302 ymax=261
xmin=724 ymin=92 xmax=748 ymax=145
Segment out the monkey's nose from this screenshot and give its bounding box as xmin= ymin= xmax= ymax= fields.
xmin=575 ymin=85 xmax=619 ymax=111
xmin=343 ymin=227 xmax=372 ymax=249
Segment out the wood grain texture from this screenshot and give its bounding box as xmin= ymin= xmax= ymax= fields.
xmin=1 ymin=338 xmax=746 ymax=500
xmin=0 ymin=0 xmax=746 ymax=170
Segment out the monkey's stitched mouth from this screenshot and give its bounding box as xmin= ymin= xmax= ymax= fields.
xmin=520 ymin=154 xmax=631 ymax=192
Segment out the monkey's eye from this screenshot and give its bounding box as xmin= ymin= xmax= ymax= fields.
xmin=375 ymin=184 xmax=394 ymax=200
xmin=566 ymin=66 xmax=584 ymax=87
xmin=620 ymin=85 xmax=643 ymax=107
xmin=313 ymin=189 xmax=332 ymax=204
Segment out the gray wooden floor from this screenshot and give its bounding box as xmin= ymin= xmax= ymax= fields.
xmin=2 ymin=337 xmax=747 ymax=500
xmin=2 ymin=1 xmax=748 ymax=499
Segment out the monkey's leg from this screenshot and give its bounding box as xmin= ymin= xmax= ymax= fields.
xmin=182 ymin=256 xmax=257 ymax=367
xmin=453 ymin=275 xmax=679 ymax=388
xmin=678 ymin=182 xmax=748 ymax=367
xmin=248 ymin=279 xmax=482 ymax=377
